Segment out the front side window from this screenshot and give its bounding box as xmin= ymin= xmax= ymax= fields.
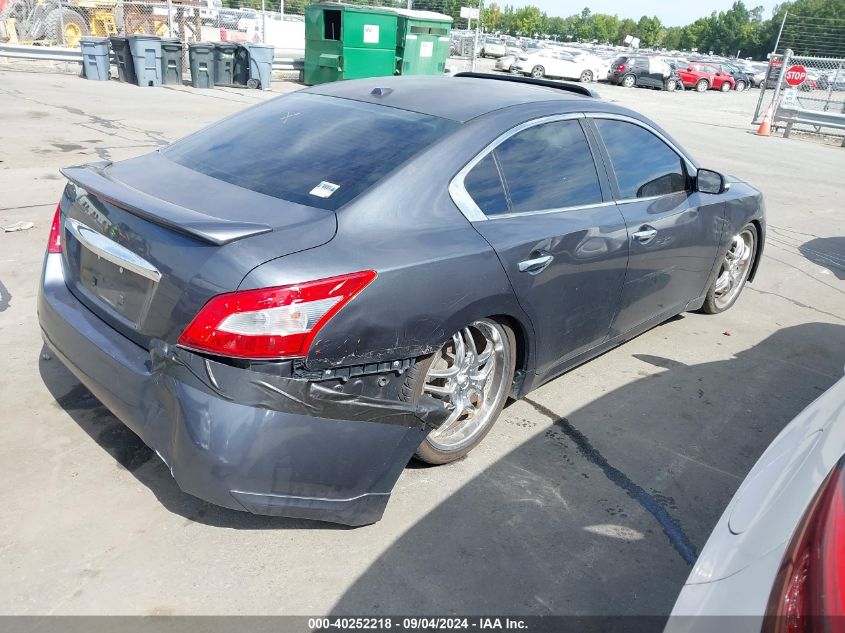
xmin=594 ymin=119 xmax=687 ymax=199
xmin=463 ymin=119 xmax=603 ymax=217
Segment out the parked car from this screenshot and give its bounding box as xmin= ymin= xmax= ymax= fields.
xmin=667 ymin=373 xmax=845 ymax=630
xmin=495 ymin=47 xmax=538 ymax=73
xmin=607 ymin=55 xmax=681 ymax=91
xmin=677 ymin=63 xmax=736 ymax=92
xmin=39 ymin=74 xmax=765 ymax=526
xmin=717 ymin=62 xmax=754 ymax=92
xmin=512 ymin=49 xmax=595 ymax=82
xmin=480 ymin=36 xmax=506 ymax=58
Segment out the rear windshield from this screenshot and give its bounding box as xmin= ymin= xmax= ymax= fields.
xmin=163 ymin=92 xmax=458 ymax=210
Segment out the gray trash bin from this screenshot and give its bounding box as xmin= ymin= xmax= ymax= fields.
xmin=109 ymin=36 xmax=136 ymax=84
xmin=160 ymin=37 xmax=184 ymax=85
xmin=80 ymin=37 xmax=110 ymax=81
xmin=244 ymin=43 xmax=274 ymax=90
xmin=213 ymin=42 xmax=239 ymax=86
xmin=188 ymin=42 xmax=215 ymax=88
xmin=128 ymin=35 xmax=162 ymax=87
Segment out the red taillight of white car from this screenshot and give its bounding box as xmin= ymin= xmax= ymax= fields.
xmin=765 ymin=458 xmax=845 ymax=631
xmin=47 ymin=202 xmax=62 ymax=254
xmin=177 ymin=270 xmax=377 ymax=360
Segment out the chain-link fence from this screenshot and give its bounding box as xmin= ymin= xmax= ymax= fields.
xmin=753 ymin=49 xmax=845 ymax=143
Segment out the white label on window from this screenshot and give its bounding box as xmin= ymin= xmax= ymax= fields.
xmin=309 ymin=181 xmax=340 ymax=198
xmin=420 ymin=41 xmax=434 ymax=58
xmin=363 ymin=24 xmax=379 ymax=43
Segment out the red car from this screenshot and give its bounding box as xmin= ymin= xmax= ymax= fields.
xmin=677 ymin=63 xmax=736 ymax=93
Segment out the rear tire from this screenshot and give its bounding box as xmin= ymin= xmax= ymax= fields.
xmin=622 ymin=74 xmax=636 ymax=88
xmin=401 ymin=319 xmax=516 ymax=465
xmin=696 ymin=79 xmax=709 ymax=92
xmin=580 ymin=69 xmax=593 ymax=82
xmin=43 ymin=7 xmax=89 ymax=46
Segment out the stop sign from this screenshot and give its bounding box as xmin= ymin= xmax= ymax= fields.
xmin=784 ymin=65 xmax=807 ymax=86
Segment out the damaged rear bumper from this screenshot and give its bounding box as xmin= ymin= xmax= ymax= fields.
xmin=37 ymin=254 xmax=444 ymax=526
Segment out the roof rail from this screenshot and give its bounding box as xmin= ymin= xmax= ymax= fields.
xmin=453 ymin=72 xmax=600 ymax=98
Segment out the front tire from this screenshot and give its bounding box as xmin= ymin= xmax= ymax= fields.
xmin=401 ymin=319 xmax=516 ymax=465
xmin=735 ymin=80 xmax=747 ymax=92
xmin=700 ymin=224 xmax=757 ymax=314
xmin=531 ymin=65 xmax=545 ymax=78
xmin=665 ymin=78 xmax=678 ymax=91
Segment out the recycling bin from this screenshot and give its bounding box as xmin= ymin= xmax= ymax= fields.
xmin=128 ymin=35 xmax=162 ymax=87
xmin=79 ymin=37 xmax=110 ymax=81
xmin=109 ymin=36 xmax=136 ymax=84
xmin=188 ymin=42 xmax=215 ymax=88
xmin=213 ymin=41 xmax=239 ymax=86
xmin=160 ymin=37 xmax=184 ymax=86
xmin=243 ymin=42 xmax=274 ymax=89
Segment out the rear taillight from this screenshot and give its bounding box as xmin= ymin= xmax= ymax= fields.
xmin=177 ymin=270 xmax=377 ymax=360
xmin=47 ymin=203 xmax=62 ymax=254
xmin=616 ymin=64 xmax=626 ymax=71
xmin=764 ymin=458 xmax=845 ymax=632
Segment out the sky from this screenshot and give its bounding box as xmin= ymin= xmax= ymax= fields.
xmin=509 ymin=0 xmax=781 ymax=27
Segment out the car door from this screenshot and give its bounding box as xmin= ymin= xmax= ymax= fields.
xmin=557 ymin=52 xmax=581 ymax=79
xmin=632 ymin=58 xmax=656 ymax=86
xmin=450 ymin=115 xmax=629 ymax=376
xmin=586 ymin=115 xmax=726 ymax=336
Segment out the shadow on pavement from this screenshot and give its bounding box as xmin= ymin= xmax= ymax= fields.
xmin=799 ymin=237 xmax=845 ymax=280
xmin=331 ymin=322 xmax=845 ymax=616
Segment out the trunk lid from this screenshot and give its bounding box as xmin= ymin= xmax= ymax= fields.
xmin=60 ymin=153 xmax=337 ymax=350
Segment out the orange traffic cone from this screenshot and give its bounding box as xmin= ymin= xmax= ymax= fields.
xmin=756 ymin=103 xmax=774 ymax=136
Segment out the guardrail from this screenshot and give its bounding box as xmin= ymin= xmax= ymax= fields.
xmin=775 ymin=106 xmax=845 ymax=146
xmin=0 ymin=42 xmax=303 ymax=82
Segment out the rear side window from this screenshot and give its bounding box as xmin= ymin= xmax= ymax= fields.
xmin=463 ymin=119 xmax=603 ymax=216
xmin=594 ymin=119 xmax=687 ymax=199
xmin=163 ymin=93 xmax=457 ymax=211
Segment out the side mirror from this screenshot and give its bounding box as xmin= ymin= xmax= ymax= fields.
xmin=697 ymin=168 xmax=729 ymax=194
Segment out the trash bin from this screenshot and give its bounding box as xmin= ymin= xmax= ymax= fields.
xmin=128 ymin=35 xmax=162 ymax=87
xmin=243 ymin=42 xmax=274 ymax=89
xmin=80 ymin=36 xmax=110 ymax=81
xmin=109 ymin=36 xmax=136 ymax=84
xmin=213 ymin=41 xmax=239 ymax=86
xmin=160 ymin=37 xmax=184 ymax=86
xmin=304 ymin=3 xmax=399 ymax=85
xmin=396 ymin=13 xmax=452 ymax=75
xmin=188 ymin=42 xmax=215 ymax=88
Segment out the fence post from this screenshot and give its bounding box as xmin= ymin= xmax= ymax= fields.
xmin=57 ymin=0 xmax=65 ymax=46
xmin=261 ymin=0 xmax=266 ymax=43
xmin=167 ymin=0 xmax=174 ymax=37
xmin=771 ymin=48 xmax=792 ymax=125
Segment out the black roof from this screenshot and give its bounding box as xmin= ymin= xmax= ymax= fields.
xmin=304 ymin=75 xmax=597 ymax=123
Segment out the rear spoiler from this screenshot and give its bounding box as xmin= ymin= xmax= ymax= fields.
xmin=454 ymin=72 xmax=601 ymax=98
xmin=61 ymin=164 xmax=272 ymax=246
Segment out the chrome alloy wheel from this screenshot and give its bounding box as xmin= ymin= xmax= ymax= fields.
xmin=713 ymin=229 xmax=755 ymax=309
xmin=422 ymin=320 xmax=510 ymax=452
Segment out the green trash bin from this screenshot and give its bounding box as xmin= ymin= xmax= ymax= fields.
xmin=304 ymin=3 xmax=399 ymax=85
xmin=396 ymin=10 xmax=452 ymax=76
xmin=160 ymin=38 xmax=184 ymax=86
xmin=80 ymin=36 xmax=110 ymax=81
xmin=188 ymin=42 xmax=215 ymax=88
xmin=213 ymin=42 xmax=239 ymax=86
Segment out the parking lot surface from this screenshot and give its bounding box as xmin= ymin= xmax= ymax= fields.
xmin=1 ymin=61 xmax=844 ymax=616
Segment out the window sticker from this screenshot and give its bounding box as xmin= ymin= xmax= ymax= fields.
xmin=309 ymin=181 xmax=341 ymax=198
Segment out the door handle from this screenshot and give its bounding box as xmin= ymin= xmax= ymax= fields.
xmin=632 ymin=227 xmax=658 ymax=244
xmin=518 ymin=252 xmax=554 ymax=275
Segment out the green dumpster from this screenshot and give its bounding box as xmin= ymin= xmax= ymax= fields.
xmin=304 ymin=3 xmax=399 ymax=85
xmin=396 ymin=10 xmax=452 ymax=76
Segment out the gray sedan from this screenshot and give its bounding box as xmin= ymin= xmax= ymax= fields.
xmin=38 ymin=74 xmax=765 ymax=525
